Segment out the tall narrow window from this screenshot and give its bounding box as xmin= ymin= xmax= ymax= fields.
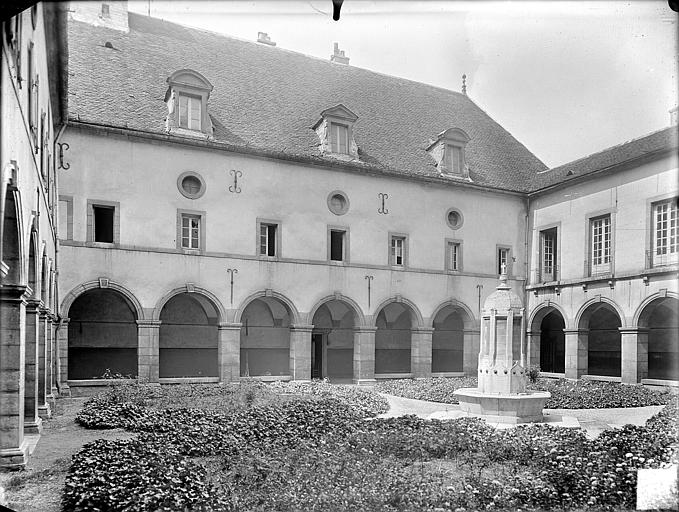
xmin=390 ymin=236 xmax=406 ymax=266
xmin=179 ymin=94 xmax=202 ymax=130
xmin=590 ymin=215 xmax=611 ymax=275
xmin=540 ymin=228 xmax=557 ymax=282
xmin=447 ymin=241 xmax=461 ymax=271
xmin=181 ymin=214 xmax=200 ymax=249
xmin=445 ymin=145 xmax=463 ymax=174
xmin=330 ymin=123 xmax=349 ymax=154
xmin=101 ymin=3 xmax=110 ymax=17
xmin=653 ymin=199 xmax=678 ymax=266
xmin=330 ymin=230 xmax=345 ymax=261
xmin=93 ymin=206 xmax=114 ymax=243
xmin=260 ymin=223 xmax=277 ymax=257
xmin=498 ymin=247 xmax=510 ymax=276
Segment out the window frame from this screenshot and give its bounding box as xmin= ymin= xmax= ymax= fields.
xmin=178 ymin=92 xmax=202 ymax=131
xmin=496 ymin=245 xmax=512 ymax=277
xmin=176 ymin=209 xmax=206 ymax=252
xmin=537 ymin=223 xmax=560 ymax=283
xmin=327 ymin=226 xmax=350 ymax=263
xmin=257 ymin=218 xmax=281 ymax=259
xmin=329 ymin=122 xmax=350 ymax=155
xmin=389 ymin=232 xmax=408 ymax=268
xmin=86 ymin=199 xmax=120 ymax=245
xmin=58 ymin=195 xmax=74 ymax=241
xmin=584 ymin=209 xmax=615 ymax=277
xmin=444 ymin=144 xmax=465 ymax=175
xmin=445 ymin=238 xmax=463 ymax=272
xmin=650 ymin=196 xmax=678 ymax=268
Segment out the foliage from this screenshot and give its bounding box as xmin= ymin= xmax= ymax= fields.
xmin=527 ymin=364 xmax=541 ymax=384
xmin=375 ymin=376 xmax=673 ymax=409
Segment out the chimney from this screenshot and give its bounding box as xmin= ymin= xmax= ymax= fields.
xmin=257 ymin=32 xmax=276 ymax=46
xmin=69 ymin=1 xmax=129 ymax=32
xmin=331 ymin=42 xmax=349 ymax=65
xmin=670 ymin=106 xmax=678 ymax=126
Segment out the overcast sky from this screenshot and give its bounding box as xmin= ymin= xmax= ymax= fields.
xmin=127 ymin=0 xmax=678 ymax=168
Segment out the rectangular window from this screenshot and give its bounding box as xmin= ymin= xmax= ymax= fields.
xmin=260 ymin=223 xmax=278 ymax=257
xmin=330 ymin=230 xmax=345 ymax=261
xmin=178 ymin=94 xmax=201 ymax=130
xmin=101 ymin=3 xmax=110 ymax=17
xmin=652 ymin=198 xmax=678 ymax=266
xmin=446 ymin=241 xmax=461 ymax=271
xmin=445 ymin=145 xmax=463 ymax=174
xmin=390 ymin=235 xmax=406 ymax=266
xmin=181 ymin=214 xmax=200 ymax=250
xmin=540 ymin=228 xmax=558 ymax=282
xmin=330 ymin=123 xmax=349 ymax=154
xmin=590 ymin=215 xmax=611 ymax=275
xmin=93 ymin=206 xmax=114 ymax=243
xmin=498 ymin=247 xmax=510 ymax=276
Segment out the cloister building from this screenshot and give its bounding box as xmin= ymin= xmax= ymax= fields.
xmin=1 ymin=1 xmax=677 ymax=468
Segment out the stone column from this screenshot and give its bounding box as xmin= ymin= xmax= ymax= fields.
xmin=526 ymin=331 xmax=541 ymax=368
xmin=564 ymin=329 xmax=587 ymax=380
xmin=46 ymin=316 xmax=56 ymax=403
xmin=56 ymin=318 xmax=70 ymax=395
xmin=218 ymin=322 xmax=242 ymax=383
xmin=411 ymin=327 xmax=433 ymax=378
xmin=37 ymin=309 xmax=51 ymax=419
xmin=353 ymin=327 xmax=377 ymax=385
xmin=620 ymin=327 xmax=648 ymax=384
xmin=463 ymin=329 xmax=480 ymax=375
xmin=0 ymin=285 xmax=29 ymax=468
xmin=49 ymin=316 xmax=59 ymax=399
xmin=24 ymin=300 xmax=42 ymax=434
xmin=289 ymin=325 xmax=313 ymax=381
xmin=136 ymin=320 xmax=161 ymax=384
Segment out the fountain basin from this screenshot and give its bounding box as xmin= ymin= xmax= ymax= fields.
xmin=453 ymin=388 xmax=551 ymax=424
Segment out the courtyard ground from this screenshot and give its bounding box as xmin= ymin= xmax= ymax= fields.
xmin=0 ymin=391 xmax=668 ymax=512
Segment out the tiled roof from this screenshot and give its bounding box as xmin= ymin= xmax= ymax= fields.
xmin=530 ymin=126 xmax=678 ymax=192
xmin=66 ymin=12 xmax=550 ymax=191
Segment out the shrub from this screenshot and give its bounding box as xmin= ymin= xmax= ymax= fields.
xmin=527 ymin=364 xmax=541 ymax=384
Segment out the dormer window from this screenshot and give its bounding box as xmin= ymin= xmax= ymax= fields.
xmin=165 ymin=69 xmax=214 ymax=139
xmin=427 ymin=127 xmax=471 ymax=178
xmin=313 ymin=104 xmax=359 ymax=160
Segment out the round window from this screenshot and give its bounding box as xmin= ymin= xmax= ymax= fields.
xmin=177 ymin=172 xmax=206 ymax=199
xmin=327 ymin=190 xmax=350 ymax=215
xmin=446 ymin=208 xmax=464 ymax=229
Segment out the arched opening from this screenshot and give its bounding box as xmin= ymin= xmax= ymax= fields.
xmin=1 ymin=188 xmax=21 ymax=283
xmin=240 ymin=297 xmax=291 ymax=377
xmin=159 ymin=293 xmax=218 ymax=378
xmin=27 ymin=234 xmax=37 ymax=296
xmin=432 ymin=306 xmax=467 ymax=373
xmin=311 ymin=300 xmax=356 ymax=381
xmin=539 ymin=310 xmax=565 ymax=373
xmin=581 ymin=303 xmax=622 ymax=377
xmin=68 ymin=289 xmax=138 ymax=379
xmin=640 ymin=297 xmax=679 ymax=381
xmin=375 ymin=302 xmax=414 ymax=375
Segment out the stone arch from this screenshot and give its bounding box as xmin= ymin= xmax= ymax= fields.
xmin=428 ymin=299 xmax=476 ymax=329
xmin=1 ymin=185 xmax=24 ymax=285
xmin=577 ymin=299 xmax=623 ymax=378
xmin=40 ymin=247 xmax=49 ymax=305
xmin=635 ymin=293 xmax=678 ymax=381
xmin=371 ymin=296 xmax=424 ymax=328
xmin=239 ymin=294 xmax=295 ymax=377
xmin=61 ymin=280 xmax=144 ymax=320
xmin=430 ymin=299 xmax=475 ymax=373
xmin=528 ymin=301 xmax=570 ymax=332
xmin=67 ymin=287 xmax=139 ymax=379
xmin=26 ymin=227 xmax=40 ymax=300
xmin=308 ymin=293 xmax=366 ymax=328
xmin=235 ymin=290 xmax=300 ymax=325
xmin=158 ymin=291 xmax=221 ymax=378
xmin=153 ymin=286 xmax=226 ymax=323
xmin=575 ymin=296 xmax=626 ymax=330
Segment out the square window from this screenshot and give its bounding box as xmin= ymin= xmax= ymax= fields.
xmin=330 ymin=123 xmax=349 ymax=154
xmin=93 ymin=206 xmax=114 ymax=243
xmin=446 ymin=241 xmax=461 ymax=271
xmin=260 ymin=223 xmax=278 ymax=257
xmin=390 ymin=235 xmax=406 ymax=266
xmin=330 ymin=230 xmax=345 ymax=261
xmin=178 ymin=94 xmax=202 ymax=131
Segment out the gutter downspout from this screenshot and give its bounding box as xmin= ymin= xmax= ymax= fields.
xmin=53 ymin=120 xmax=67 ymax=395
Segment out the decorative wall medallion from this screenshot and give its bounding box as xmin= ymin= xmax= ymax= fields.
xmin=229 ymin=169 xmax=242 ymax=193
xmin=378 ymin=193 xmax=389 ymax=214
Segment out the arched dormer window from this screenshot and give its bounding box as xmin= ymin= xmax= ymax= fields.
xmin=165 ymin=69 xmax=214 ymax=138
xmin=426 ymin=127 xmax=471 ymax=178
xmin=313 ymin=104 xmax=359 ymax=160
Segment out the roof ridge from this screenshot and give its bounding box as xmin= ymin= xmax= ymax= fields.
xmin=125 ymin=11 xmax=471 ymax=100
xmin=544 ymin=125 xmax=678 ymax=173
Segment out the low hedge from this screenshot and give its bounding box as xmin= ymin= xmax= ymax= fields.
xmin=375 ymin=376 xmax=673 ymax=409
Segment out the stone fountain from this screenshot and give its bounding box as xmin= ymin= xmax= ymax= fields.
xmin=454 ymin=268 xmax=550 ymax=423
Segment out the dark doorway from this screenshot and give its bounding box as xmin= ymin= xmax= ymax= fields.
xmin=539 ymin=311 xmax=565 ymax=373
xmin=311 ymin=332 xmax=323 ymax=379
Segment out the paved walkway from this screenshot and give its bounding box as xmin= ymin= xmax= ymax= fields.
xmin=377 ymin=393 xmax=665 ymax=438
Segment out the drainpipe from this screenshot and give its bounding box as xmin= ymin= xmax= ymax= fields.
xmin=52 ymin=120 xmax=67 ymax=394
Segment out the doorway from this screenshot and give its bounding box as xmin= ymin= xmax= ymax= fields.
xmin=311 ymin=332 xmax=323 ymax=379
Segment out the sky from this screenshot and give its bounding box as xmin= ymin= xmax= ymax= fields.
xmin=127 ymin=0 xmax=678 ymax=168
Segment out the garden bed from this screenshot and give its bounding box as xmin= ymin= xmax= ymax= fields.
xmin=61 ymin=381 xmax=678 ymax=511
xmin=375 ymin=377 xmax=674 ymax=409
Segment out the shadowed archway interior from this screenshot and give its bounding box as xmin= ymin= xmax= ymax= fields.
xmin=584 ymin=304 xmax=622 ymax=377
xmin=641 ymin=297 xmax=679 ymax=381
xmin=432 ymin=306 xmax=465 ymax=372
xmin=159 ymin=293 xmax=218 ymax=378
xmin=375 ymin=302 xmax=414 ymax=374
xmin=311 ymin=301 xmax=356 ymax=380
xmin=68 ymin=289 xmax=138 ymax=379
xmin=240 ymin=297 xmax=291 ymax=377
xmin=539 ymin=310 xmax=565 ymax=373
